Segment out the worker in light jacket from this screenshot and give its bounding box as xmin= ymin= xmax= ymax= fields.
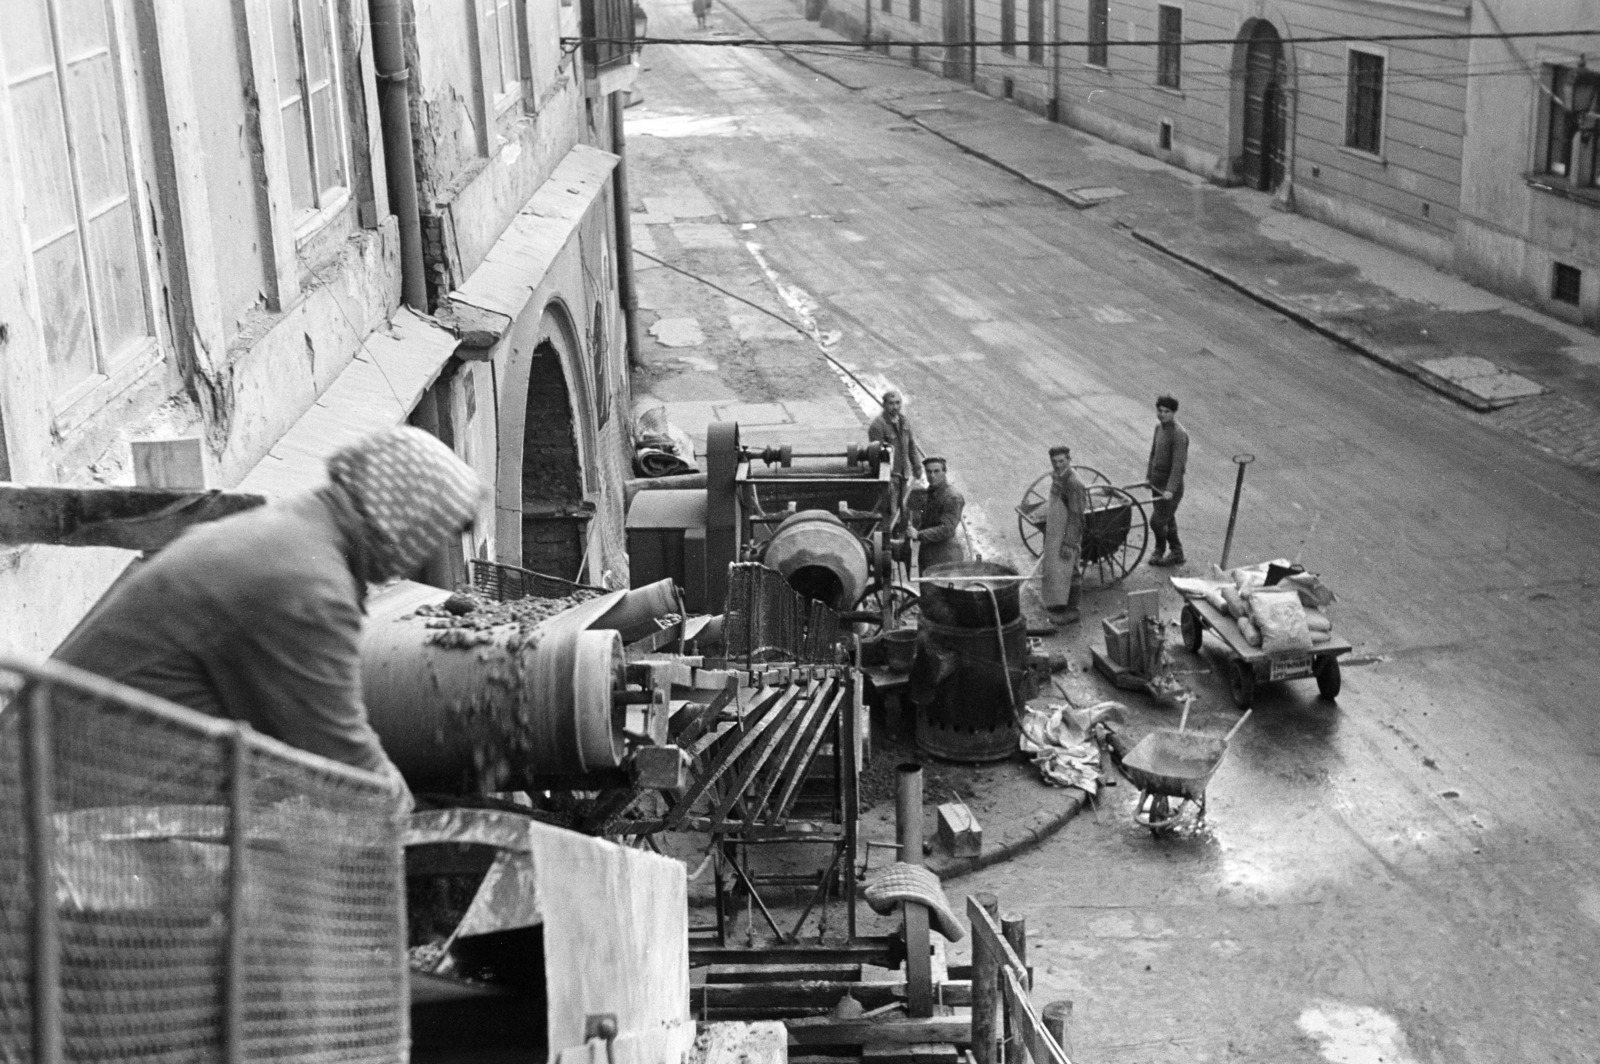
xmin=908 ymin=456 xmax=967 ymax=573
xmin=1145 ymin=395 xmax=1190 ymax=567
xmin=1043 ymin=445 xmax=1088 ymax=623
xmin=868 ymin=389 xmax=926 ymax=532
xmin=50 ymin=426 xmax=484 ymax=794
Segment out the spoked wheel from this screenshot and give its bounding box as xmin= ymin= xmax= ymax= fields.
xmin=855 ymin=583 xmax=920 ymax=628
xmin=1180 ymin=604 xmax=1203 ymax=653
xmin=1078 ymin=484 xmax=1149 ymax=587
xmin=1134 ymin=790 xmax=1204 ymax=836
xmin=1016 ymin=466 xmax=1108 ymax=558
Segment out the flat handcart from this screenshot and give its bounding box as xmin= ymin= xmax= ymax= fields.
xmin=1176 ymin=593 xmax=1352 ymax=709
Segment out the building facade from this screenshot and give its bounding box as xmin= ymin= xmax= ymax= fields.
xmin=0 ymin=0 xmax=638 ymax=653
xmin=1458 ymin=0 xmax=1600 ymax=324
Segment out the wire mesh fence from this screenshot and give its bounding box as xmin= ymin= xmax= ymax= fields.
xmin=721 ymin=563 xmax=845 ymax=666
xmin=0 ymin=654 xmax=408 ymax=1064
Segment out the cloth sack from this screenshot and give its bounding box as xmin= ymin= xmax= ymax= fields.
xmin=1250 ymin=588 xmax=1312 ymax=653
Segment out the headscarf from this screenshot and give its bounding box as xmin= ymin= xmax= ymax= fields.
xmin=325 ymin=426 xmax=484 ymax=581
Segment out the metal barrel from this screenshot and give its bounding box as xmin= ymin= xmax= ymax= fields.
xmin=761 ymin=509 xmax=871 ymax=611
xmin=908 ymin=614 xmax=1027 ymax=762
xmin=917 ymin=560 xmax=1023 ymax=628
xmin=360 ymin=582 xmax=627 ymax=791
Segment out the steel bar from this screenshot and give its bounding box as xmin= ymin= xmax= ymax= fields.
xmin=788 ymin=840 xmax=847 ymax=941
xmin=663 ymin=684 xmax=795 ymax=830
xmin=25 ymin=684 xmax=62 ymax=1064
xmin=744 ymin=680 xmax=836 ymax=823
xmin=723 ymin=847 xmax=787 ymax=940
xmin=1219 ymin=453 xmax=1256 ymax=571
xmin=710 ymin=681 xmax=818 ymax=826
xmin=690 ymin=943 xmax=897 ymax=968
xmin=225 ymin=729 xmax=251 ymax=1064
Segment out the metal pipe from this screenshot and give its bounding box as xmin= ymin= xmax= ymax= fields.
xmin=370 ymin=0 xmax=427 ymax=310
xmin=225 ymin=729 xmax=250 ymax=1064
xmin=896 ymin=763 xmax=933 ymax=1017
xmin=610 ymin=92 xmax=642 ymax=370
xmin=25 ymin=684 xmax=61 ymax=1064
xmin=1219 ymin=453 xmax=1256 ymax=571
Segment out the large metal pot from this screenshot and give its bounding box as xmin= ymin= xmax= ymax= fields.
xmin=918 ymin=560 xmax=1022 ymax=628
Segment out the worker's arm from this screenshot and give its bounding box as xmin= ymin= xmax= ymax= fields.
xmin=908 ymin=423 xmax=926 ymax=471
xmin=1166 ymin=427 xmax=1189 ymax=495
xmin=867 ymin=416 xmax=887 ymax=444
xmin=225 ymin=575 xmax=403 ymax=787
xmin=917 ymin=492 xmax=963 ymax=543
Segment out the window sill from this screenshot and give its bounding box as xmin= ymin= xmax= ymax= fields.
xmin=50 ymin=341 xmax=166 ymax=439
xmin=1338 ymin=145 xmax=1387 ymax=167
xmin=1524 ymin=174 xmax=1600 ymax=208
xmin=293 ymin=187 xmax=352 ymax=243
xmin=1154 ymin=84 xmax=1184 ymax=98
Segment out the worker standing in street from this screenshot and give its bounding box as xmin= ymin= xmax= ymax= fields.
xmin=49 ymin=426 xmax=484 ymax=792
xmin=868 ymin=389 xmax=926 ymax=532
xmin=1146 ymin=395 xmax=1190 ymax=567
xmin=1042 ymin=445 xmax=1087 ymax=624
xmin=908 ymin=456 xmax=967 ymax=573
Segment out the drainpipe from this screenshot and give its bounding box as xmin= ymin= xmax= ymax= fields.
xmin=610 ymin=92 xmax=642 ymax=371
xmin=371 ymin=0 xmax=428 ymax=311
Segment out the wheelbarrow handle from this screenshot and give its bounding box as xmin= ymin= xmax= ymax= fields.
xmin=1223 ymin=708 xmax=1253 ymax=743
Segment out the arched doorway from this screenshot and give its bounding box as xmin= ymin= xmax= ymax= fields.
xmin=1240 ymin=22 xmax=1287 ymax=191
xmin=519 ymin=305 xmax=596 ymax=581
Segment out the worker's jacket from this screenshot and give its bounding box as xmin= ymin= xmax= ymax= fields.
xmin=1146 ymin=420 xmax=1190 ymax=496
xmin=51 ymin=488 xmax=396 ymax=777
xmin=868 ymin=412 xmax=925 ymax=481
xmin=916 ymin=482 xmax=967 ymax=571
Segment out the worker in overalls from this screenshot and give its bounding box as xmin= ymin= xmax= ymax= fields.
xmin=908 ymin=456 xmax=966 ymax=574
xmin=50 ymin=426 xmax=484 ymax=793
xmin=1042 ymin=445 xmax=1087 ymax=624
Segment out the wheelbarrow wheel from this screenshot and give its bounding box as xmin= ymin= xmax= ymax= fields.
xmin=1180 ymin=605 xmax=1202 ymax=653
xmin=1135 ymin=790 xmax=1189 ymax=836
xmin=1228 ymin=659 xmax=1256 ymax=709
xmin=1316 ymin=656 xmax=1342 ymax=700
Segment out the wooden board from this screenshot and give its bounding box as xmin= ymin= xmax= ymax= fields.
xmin=785 ymin=1014 xmax=970 ymax=1047
xmin=0 ymin=484 xmax=265 ymax=550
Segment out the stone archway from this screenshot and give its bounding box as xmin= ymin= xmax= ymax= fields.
xmin=1231 ymin=19 xmax=1291 ymax=191
xmin=497 ymin=301 xmax=600 ymax=581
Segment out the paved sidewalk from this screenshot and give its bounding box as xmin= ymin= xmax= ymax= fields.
xmin=717 ymin=0 xmax=1600 ymax=473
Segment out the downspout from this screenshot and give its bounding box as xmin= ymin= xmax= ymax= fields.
xmin=371 ymin=0 xmax=428 ymax=310
xmin=610 ymin=92 xmax=643 ymax=370
xmin=1049 ymin=0 xmax=1061 ymax=122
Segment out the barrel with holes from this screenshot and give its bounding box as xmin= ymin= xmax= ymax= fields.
xmin=908 ymin=614 xmax=1028 ymax=762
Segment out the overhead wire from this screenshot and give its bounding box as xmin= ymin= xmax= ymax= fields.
xmin=573 ymin=28 xmax=1600 ymax=49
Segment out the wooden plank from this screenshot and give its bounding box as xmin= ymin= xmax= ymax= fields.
xmin=709 ymin=680 xmax=818 ymax=826
xmin=0 ymin=485 xmax=266 ymax=550
xmin=661 ymin=684 xmax=796 ymax=830
xmin=1000 ymin=968 xmax=1071 ymax=1064
xmin=769 ymin=686 xmax=846 ymax=824
xmin=744 ymin=678 xmax=837 ymax=823
xmin=695 ymin=979 xmax=905 ymax=1010
xmin=691 ymin=943 xmax=897 ymax=969
xmin=785 ymin=1015 xmax=971 ymax=1047
xmin=672 ymin=679 xmax=739 ymax=748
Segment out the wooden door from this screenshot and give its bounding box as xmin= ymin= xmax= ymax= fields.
xmin=1242 ymin=24 xmax=1286 ymax=191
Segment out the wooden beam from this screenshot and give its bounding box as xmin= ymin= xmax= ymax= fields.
xmin=0 ymin=485 xmax=266 ymax=551
xmin=704 ymin=964 xmax=865 ymax=984
xmin=999 ymin=968 xmax=1072 ymax=1064
xmin=691 ymin=943 xmax=897 ymax=969
xmin=784 ymin=1014 xmax=971 ymax=1047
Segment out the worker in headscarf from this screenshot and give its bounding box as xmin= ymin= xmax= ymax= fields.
xmin=868 ymin=389 xmax=926 ymax=532
xmin=908 ymin=456 xmax=966 ymax=573
xmin=1042 ymin=445 xmax=1088 ymax=624
xmin=50 ymin=426 xmax=484 ymax=788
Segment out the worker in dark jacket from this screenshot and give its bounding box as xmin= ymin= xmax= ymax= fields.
xmin=909 ymin=456 xmax=966 ymax=573
xmin=868 ymin=390 xmax=925 ymax=532
xmin=50 ymin=426 xmax=484 ymax=786
xmin=1043 ymin=446 xmax=1088 ymax=623
xmin=1145 ymin=395 xmax=1190 ymax=567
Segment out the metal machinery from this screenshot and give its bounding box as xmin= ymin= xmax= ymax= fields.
xmin=628 ymin=421 xmax=909 ymax=625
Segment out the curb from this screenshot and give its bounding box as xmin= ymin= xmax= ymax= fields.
xmin=1126 ymin=230 xmax=1498 ymax=414
xmin=925 ymin=787 xmax=1089 ymax=881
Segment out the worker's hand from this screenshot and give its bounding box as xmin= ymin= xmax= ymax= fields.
xmin=907 ymin=528 xmax=920 ymax=541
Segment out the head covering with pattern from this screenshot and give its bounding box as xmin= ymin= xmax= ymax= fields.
xmin=326 ymin=426 xmax=484 ymax=580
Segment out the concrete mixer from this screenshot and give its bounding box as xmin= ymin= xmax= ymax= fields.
xmin=360 ymin=578 xmax=683 ymax=792
xmin=625 ymin=421 xmax=910 ymax=623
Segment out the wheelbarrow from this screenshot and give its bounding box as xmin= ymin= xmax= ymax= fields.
xmin=1111 ymin=705 xmax=1251 ymax=835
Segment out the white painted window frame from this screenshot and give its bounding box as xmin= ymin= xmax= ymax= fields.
xmin=0 ymin=0 xmax=166 ymax=427
xmin=266 ymin=0 xmax=354 ymax=240
xmin=1342 ymin=43 xmax=1389 ymax=160
xmin=481 ymin=0 xmax=524 ymax=117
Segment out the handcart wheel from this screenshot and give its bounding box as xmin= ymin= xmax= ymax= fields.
xmin=1228 ymin=659 xmax=1255 ymax=709
xmin=855 ymin=583 xmax=919 ymax=626
xmin=1180 ymin=605 xmax=1202 ymax=653
xmin=1078 ymin=484 xmax=1149 ymax=587
xmin=1015 ymin=466 xmax=1109 ymax=559
xmin=1315 ymin=656 xmax=1342 ymax=700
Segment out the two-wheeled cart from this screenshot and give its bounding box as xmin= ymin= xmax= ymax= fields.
xmin=1015 ymin=466 xmax=1152 ymax=586
xmin=1176 ymin=593 xmax=1351 ymax=709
